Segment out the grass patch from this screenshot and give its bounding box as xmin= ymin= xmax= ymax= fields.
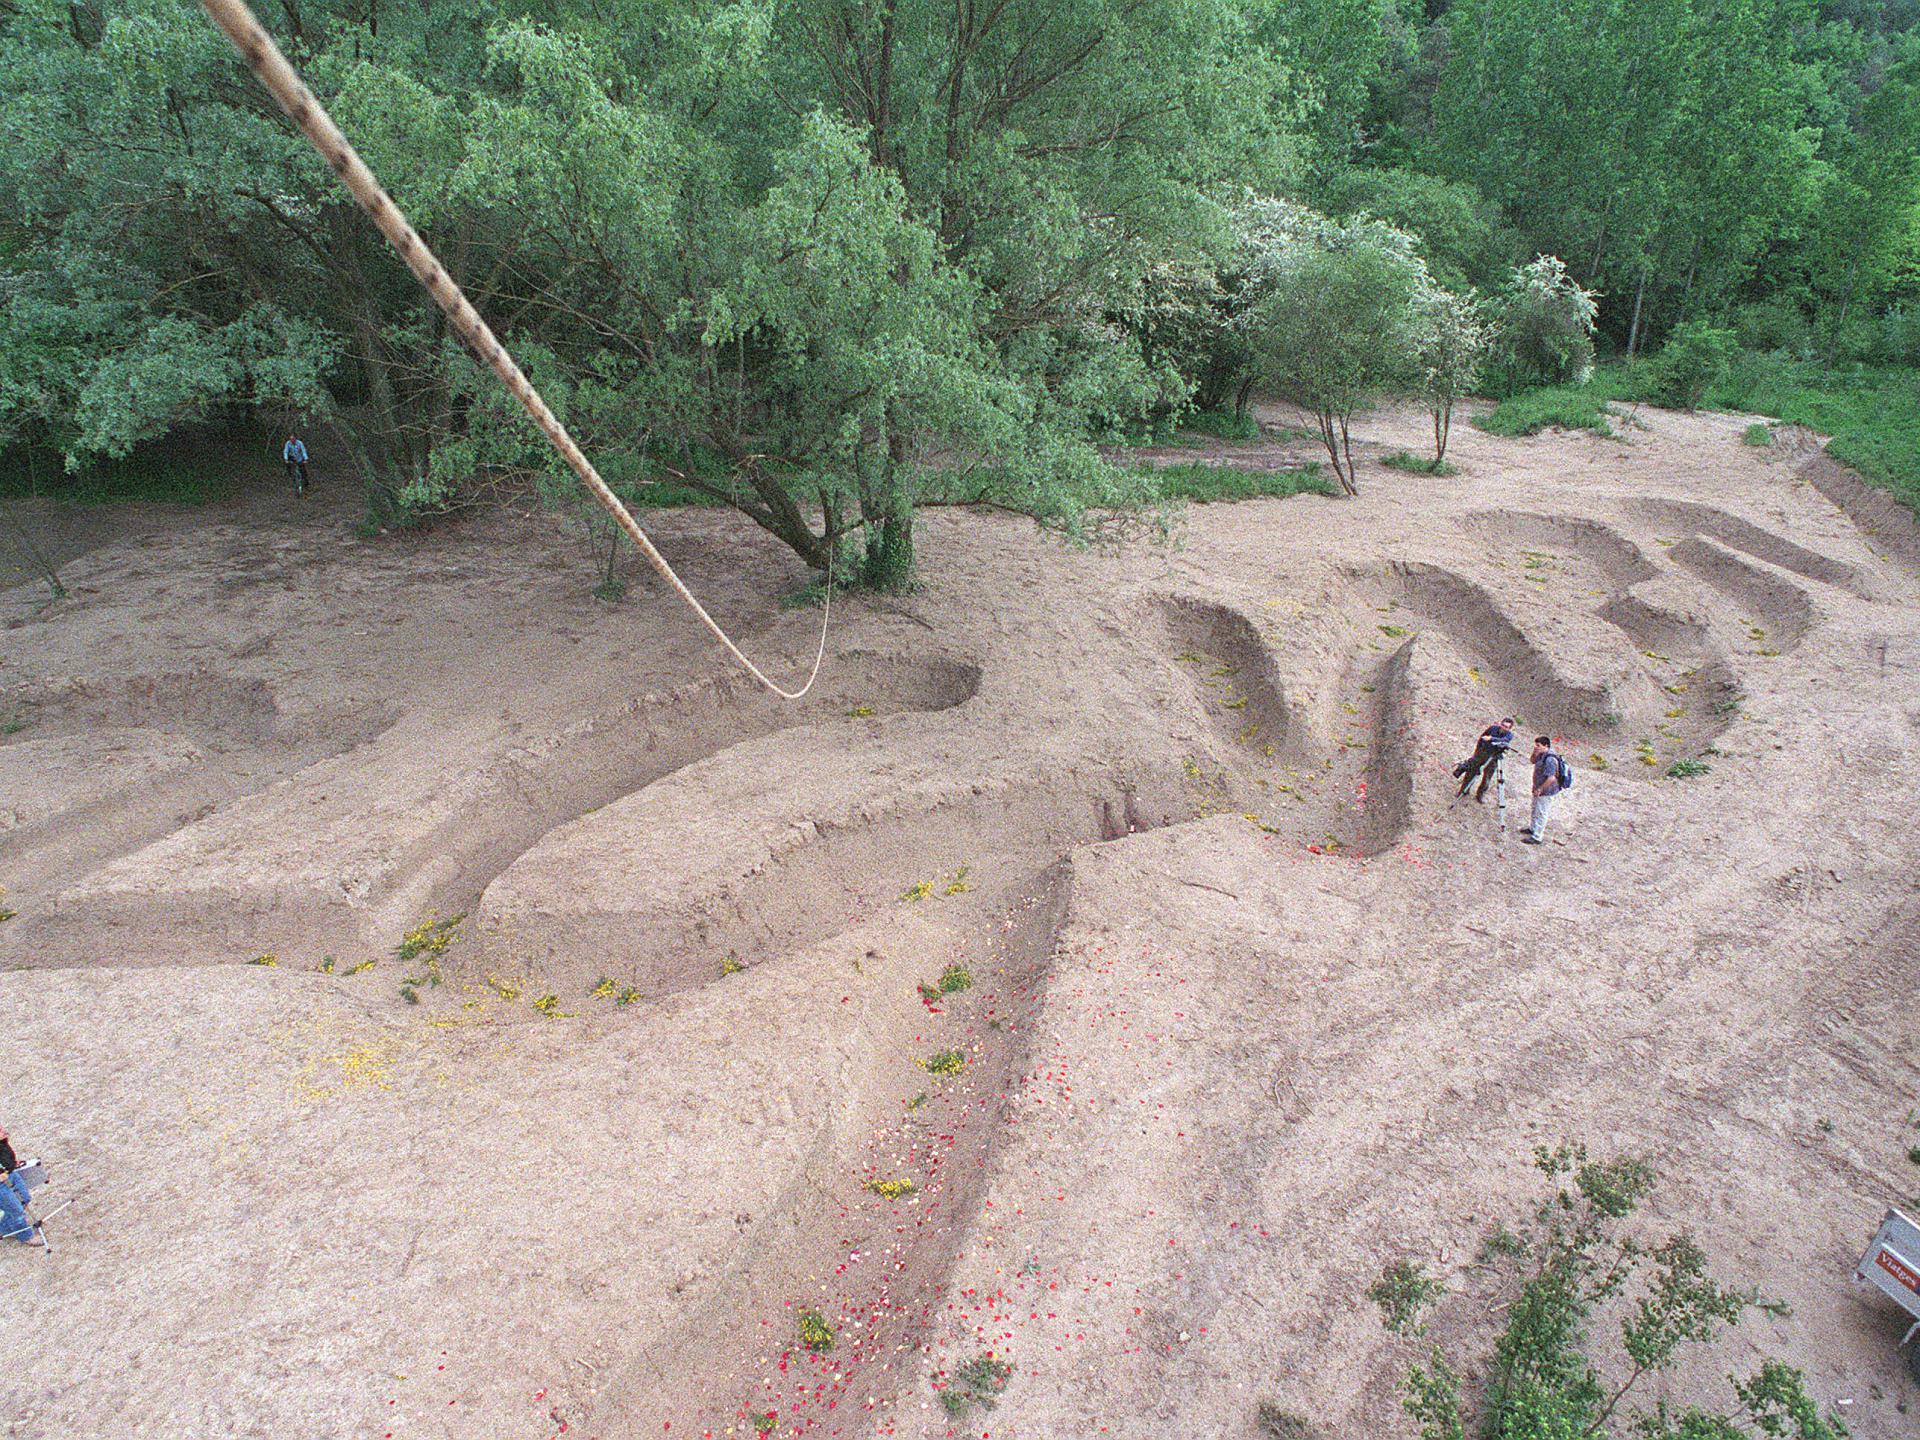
xmin=921 ymin=1048 xmax=967 ymax=1077
xmin=1666 ymin=758 xmax=1712 ymax=778
xmin=1743 ymin=422 xmax=1772 ymax=447
xmin=937 ymin=1354 xmax=1013 ymax=1417
xmin=1475 ymin=384 xmax=1622 ymax=437
xmin=1381 ymin=451 xmax=1457 ymax=476
xmin=1483 ymin=357 xmax=1920 ymax=515
xmin=797 ymin=1308 xmax=835 ymax=1354
xmin=1133 ymin=460 xmax=1334 ymax=503
xmin=1111 ymin=408 xmax=1262 ymax=447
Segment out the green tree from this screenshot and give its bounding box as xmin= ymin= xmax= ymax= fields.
xmin=1489 ymin=255 xmax=1599 ymax=394
xmin=1240 ymin=206 xmax=1429 ymax=494
xmin=1372 ymin=1145 xmax=1849 ymax=1440
xmin=1414 ymin=287 xmax=1488 ymax=464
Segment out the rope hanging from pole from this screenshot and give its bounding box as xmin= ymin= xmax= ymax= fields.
xmin=197 ymin=0 xmax=832 ymax=700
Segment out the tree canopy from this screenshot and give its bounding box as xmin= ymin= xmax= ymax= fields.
xmin=3 ymin=0 xmax=1916 ymax=578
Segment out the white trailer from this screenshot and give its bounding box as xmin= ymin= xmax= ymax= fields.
xmin=1855 ymin=1206 xmax=1920 ymax=1381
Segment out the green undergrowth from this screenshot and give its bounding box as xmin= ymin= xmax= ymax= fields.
xmin=1382 ymin=451 xmax=1458 ymax=476
xmin=1480 ymin=356 xmax=1920 ymax=515
xmin=1475 ymin=378 xmax=1633 ymax=437
xmin=0 ymin=439 xmax=245 ymax=506
xmin=1111 ymin=407 xmax=1263 ymax=446
xmin=1134 ymin=460 xmax=1334 ymax=503
xmin=1713 ymin=355 xmax=1920 ymax=514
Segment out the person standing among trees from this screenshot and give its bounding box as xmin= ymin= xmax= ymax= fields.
xmin=1452 ymin=716 xmax=1515 ymax=801
xmin=282 ymin=432 xmax=310 ymax=496
xmin=1522 ymin=735 xmax=1573 ymax=845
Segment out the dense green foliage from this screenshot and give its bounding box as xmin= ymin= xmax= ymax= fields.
xmin=1376 ymin=1144 xmax=1849 ymax=1440
xmin=2 ymin=0 xmax=1916 ymax=577
xmin=1482 ymin=355 xmax=1920 ymax=513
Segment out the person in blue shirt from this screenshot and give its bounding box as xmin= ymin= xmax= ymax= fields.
xmin=1523 ymin=735 xmax=1572 ymax=845
xmin=282 ymin=433 xmax=311 ymax=495
xmin=1452 ymin=717 xmax=1514 ymax=801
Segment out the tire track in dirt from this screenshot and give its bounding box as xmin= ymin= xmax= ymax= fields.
xmin=1668 ymin=537 xmax=1816 ymax=653
xmin=1629 ymin=497 xmax=1879 ymax=599
xmin=0 ymin=674 xmax=400 ymax=902
xmin=11 ymin=655 xmax=980 ymax=968
xmin=1457 ymin=510 xmax=1745 ymax=771
xmin=599 ymin=866 xmax=1078 ymax=1439
xmin=1159 ymin=595 xmax=1411 ymax=857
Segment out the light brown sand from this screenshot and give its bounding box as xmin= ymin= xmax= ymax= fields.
xmin=2 ymin=401 xmax=1918 ymax=1440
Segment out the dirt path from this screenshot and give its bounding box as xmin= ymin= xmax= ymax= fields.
xmin=3 ymin=403 xmax=1918 ymax=1440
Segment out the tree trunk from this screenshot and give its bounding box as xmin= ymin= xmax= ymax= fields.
xmin=862 ymin=415 xmax=916 ymax=590
xmin=0 ymin=509 xmax=66 ymax=602
xmin=1626 ymin=270 xmax=1647 ymax=359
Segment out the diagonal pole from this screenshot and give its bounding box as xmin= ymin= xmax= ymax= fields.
xmin=197 ymin=0 xmax=832 ymax=699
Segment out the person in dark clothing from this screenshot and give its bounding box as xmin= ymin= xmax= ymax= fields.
xmin=1452 ymin=717 xmax=1515 ymax=800
xmin=283 ymin=433 xmax=311 ymax=495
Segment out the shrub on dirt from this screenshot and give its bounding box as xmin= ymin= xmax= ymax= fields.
xmin=1368 ymin=1259 xmax=1445 ymax=1336
xmin=918 ymin=964 xmax=973 ymax=1001
xmin=1487 ymin=255 xmax=1598 ymax=396
xmin=1413 ymin=287 xmax=1489 ymax=465
xmin=937 ymin=1354 xmax=1013 ymax=1416
xmin=796 ymin=1307 xmax=834 ymax=1353
xmin=395 ymin=914 xmax=462 ymax=964
xmin=1647 ymin=321 xmax=1740 ymax=411
xmin=1238 ymin=206 xmax=1433 ymax=495
xmin=1375 ymin=1143 xmax=1847 ymax=1440
xmin=1254 ymin=1402 xmax=1318 ymax=1439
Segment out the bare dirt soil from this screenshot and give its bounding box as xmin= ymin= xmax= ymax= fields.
xmin=3 ymin=402 xmax=1919 ymax=1440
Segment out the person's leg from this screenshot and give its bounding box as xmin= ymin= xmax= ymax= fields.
xmin=0 ymin=1175 xmax=31 ymax=1241
xmin=1457 ymin=744 xmax=1490 ymax=794
xmin=1529 ymin=792 xmax=1555 ymax=841
xmin=1476 ymin=757 xmax=1500 ymax=800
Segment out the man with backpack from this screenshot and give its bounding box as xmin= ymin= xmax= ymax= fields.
xmin=1523 ymin=735 xmax=1572 ymax=845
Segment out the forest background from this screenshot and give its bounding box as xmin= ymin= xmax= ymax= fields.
xmin=1 ymin=0 xmax=1916 ymax=586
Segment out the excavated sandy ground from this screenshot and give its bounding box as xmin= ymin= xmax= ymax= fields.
xmin=3 ymin=402 xmax=1918 ymax=1440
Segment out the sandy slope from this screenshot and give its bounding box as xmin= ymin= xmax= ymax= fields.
xmin=2 ymin=402 xmax=1918 ymax=1440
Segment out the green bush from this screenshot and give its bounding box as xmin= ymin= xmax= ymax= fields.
xmin=1647 ymin=321 xmax=1740 ymax=411
xmin=1729 ymin=300 xmax=1814 ymax=358
xmin=1382 ymin=451 xmax=1458 ymax=476
xmin=1475 ymin=387 xmax=1617 ymax=437
xmin=1377 ymin=1144 xmax=1848 ymax=1440
xmin=1487 ymin=256 xmax=1599 ymax=396
xmin=1135 ymin=461 xmax=1335 ymax=503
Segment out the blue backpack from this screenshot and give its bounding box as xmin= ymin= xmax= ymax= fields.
xmin=1556 ymin=755 xmax=1574 ymax=790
